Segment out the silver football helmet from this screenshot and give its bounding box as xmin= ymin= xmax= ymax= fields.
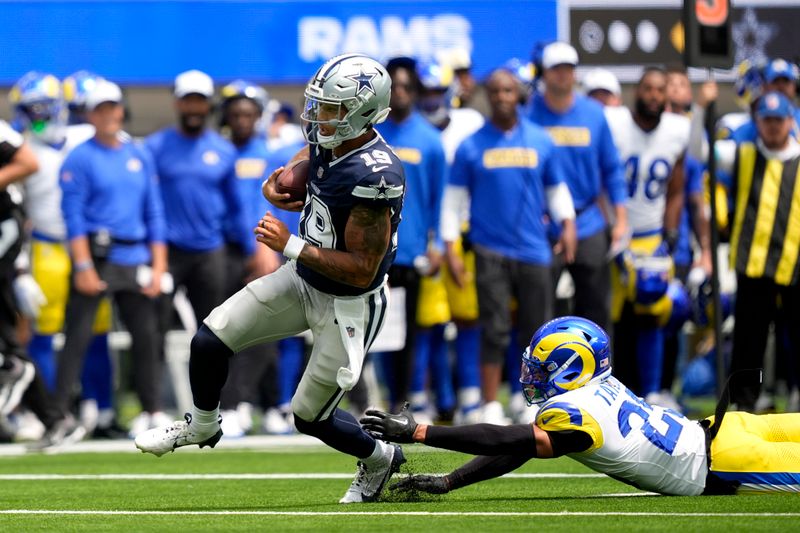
xmin=302 ymin=54 xmax=391 ymax=149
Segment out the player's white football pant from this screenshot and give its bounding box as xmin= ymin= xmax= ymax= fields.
xmin=204 ymin=262 xmax=388 ymax=423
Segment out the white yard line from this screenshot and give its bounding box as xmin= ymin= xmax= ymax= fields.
xmin=0 ymin=510 xmax=798 ymax=517
xmin=0 ymin=473 xmax=605 ymax=480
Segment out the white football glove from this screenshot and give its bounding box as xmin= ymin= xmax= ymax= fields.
xmin=13 ymin=273 xmax=47 ymax=319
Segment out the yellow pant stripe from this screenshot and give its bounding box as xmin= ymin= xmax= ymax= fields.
xmin=775 ymin=165 xmax=800 ymax=285
xmin=730 ymin=144 xmax=756 ymax=269
xmin=745 ymin=158 xmax=782 ymax=278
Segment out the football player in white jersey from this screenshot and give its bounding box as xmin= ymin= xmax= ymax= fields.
xmin=9 ymin=71 xmax=117 ymax=441
xmin=415 ymin=58 xmax=485 ymax=424
xmin=362 ymin=316 xmax=800 ymax=495
xmin=604 ymin=67 xmax=689 ymax=403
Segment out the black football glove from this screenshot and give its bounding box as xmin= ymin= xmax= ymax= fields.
xmin=390 ymin=475 xmax=450 ymax=494
xmin=359 ymin=403 xmax=418 ymax=443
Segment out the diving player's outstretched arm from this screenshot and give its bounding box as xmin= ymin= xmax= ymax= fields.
xmin=255 ymin=203 xmax=391 ymax=289
xmin=361 ymin=406 xmax=592 ymax=494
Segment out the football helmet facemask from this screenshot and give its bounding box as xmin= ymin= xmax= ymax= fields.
xmin=520 ymin=316 xmax=612 ymax=405
xmin=10 ymin=71 xmax=67 ymax=145
xmin=302 ymin=54 xmax=391 ymax=149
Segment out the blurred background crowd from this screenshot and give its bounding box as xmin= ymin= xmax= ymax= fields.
xmin=0 ymin=0 xmax=798 ymax=450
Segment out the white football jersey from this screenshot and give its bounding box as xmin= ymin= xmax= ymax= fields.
xmin=535 ymin=376 xmax=708 ymax=496
xmin=440 ymin=107 xmax=484 ymax=164
xmin=25 ymin=137 xmax=69 ymax=240
xmin=606 ymin=110 xmax=690 ymax=235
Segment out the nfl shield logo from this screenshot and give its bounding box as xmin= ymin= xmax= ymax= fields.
xmin=346 ymin=326 xmax=355 ymax=338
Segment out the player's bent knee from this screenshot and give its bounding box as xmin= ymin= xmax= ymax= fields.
xmin=191 ymin=324 xmax=234 ymax=359
xmin=293 ymin=413 xmax=326 ymax=437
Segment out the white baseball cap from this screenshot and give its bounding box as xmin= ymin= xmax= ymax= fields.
xmin=582 ymin=68 xmax=621 ymax=97
xmin=541 ymin=42 xmax=579 ymax=69
xmin=174 ymin=69 xmax=214 ymax=98
xmin=85 ymin=80 xmax=123 ymax=111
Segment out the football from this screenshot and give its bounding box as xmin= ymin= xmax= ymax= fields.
xmin=275 ymin=159 xmax=310 ymax=203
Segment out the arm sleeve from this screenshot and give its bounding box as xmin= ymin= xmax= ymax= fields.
xmin=141 ymin=149 xmax=166 ymax=244
xmin=424 ymin=423 xmax=538 ymax=456
xmin=598 ymin=116 xmax=627 ymax=206
xmin=59 ymin=154 xmax=90 ymax=240
xmin=428 ymin=141 xmax=448 ymax=248
xmin=688 ymin=104 xmax=709 ymax=162
xmin=543 ymin=146 xmax=576 ymax=223
xmin=445 ymin=455 xmax=532 ymax=491
xmin=440 ymin=185 xmax=470 ymax=242
xmin=222 ymin=160 xmax=255 ymax=255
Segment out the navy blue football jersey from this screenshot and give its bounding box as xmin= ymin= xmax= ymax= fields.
xmin=296 ymin=132 xmax=405 ymax=296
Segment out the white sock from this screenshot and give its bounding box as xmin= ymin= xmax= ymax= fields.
xmin=190 ymin=404 xmax=220 ymax=433
xmin=362 ymin=439 xmax=388 ymax=467
xmin=97 ymin=408 xmax=115 ymax=428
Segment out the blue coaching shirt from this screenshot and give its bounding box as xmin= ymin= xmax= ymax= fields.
xmin=225 ymin=134 xmax=271 ymax=249
xmin=60 ymin=138 xmax=165 ymax=266
xmin=145 ymin=127 xmax=254 ymax=255
xmin=527 ymin=93 xmax=626 ymax=240
xmin=378 ymin=112 xmax=447 ymax=266
xmin=297 ymin=132 xmax=405 ymax=296
xmin=450 ymin=118 xmax=566 ymax=265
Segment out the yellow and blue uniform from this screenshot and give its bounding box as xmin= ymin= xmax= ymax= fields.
xmin=25 ymin=132 xmax=112 ymax=391
xmin=536 ymin=375 xmax=800 ymax=494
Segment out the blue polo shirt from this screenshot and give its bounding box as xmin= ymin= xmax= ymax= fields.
xmin=451 ymin=117 xmax=567 ymax=265
xmin=60 ymin=138 xmax=165 ymax=266
xmin=145 ymin=127 xmax=254 ymax=255
xmin=527 ymin=93 xmax=626 ymax=240
xmin=379 ymin=112 xmax=447 ymax=266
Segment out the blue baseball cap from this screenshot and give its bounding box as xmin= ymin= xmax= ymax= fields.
xmin=756 ymin=91 xmax=794 ymax=119
xmin=764 ymin=58 xmax=798 ymax=83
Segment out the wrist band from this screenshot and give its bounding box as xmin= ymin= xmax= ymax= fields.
xmin=74 ymin=259 xmax=94 ymax=273
xmin=283 ymin=234 xmax=306 ymax=260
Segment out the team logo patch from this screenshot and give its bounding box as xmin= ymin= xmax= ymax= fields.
xmin=317 ymin=167 xmax=324 ymax=179
xmin=61 ymin=171 xmax=72 ymax=182
xmin=202 ymin=150 xmax=220 ymax=165
xmin=346 ymin=326 xmax=355 ymax=338
xmin=127 ymin=158 xmax=142 ymax=172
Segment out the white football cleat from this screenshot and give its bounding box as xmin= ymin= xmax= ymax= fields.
xmin=135 ymin=413 xmax=222 ymax=457
xmin=339 ymin=441 xmax=405 ymax=504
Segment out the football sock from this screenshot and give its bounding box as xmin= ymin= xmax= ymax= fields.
xmin=455 ymin=325 xmax=480 ymax=390
xmin=637 ymin=327 xmax=664 ymax=396
xmin=190 ymin=403 xmax=220 ymax=433
xmin=189 ymin=325 xmax=233 ymax=411
xmin=506 ymin=327 xmax=522 ymax=393
xmin=28 ymin=334 xmax=56 ymax=390
xmin=278 ymin=337 xmax=305 ymax=406
xmin=81 ymin=334 xmax=112 ymax=409
xmin=295 ymin=407 xmax=375 ymax=459
xmin=410 ymin=328 xmax=433 ymax=394
xmin=429 ymin=324 xmax=455 ymax=412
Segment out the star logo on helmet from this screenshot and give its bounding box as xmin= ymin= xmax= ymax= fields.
xmin=347 ymin=68 xmax=377 ymax=96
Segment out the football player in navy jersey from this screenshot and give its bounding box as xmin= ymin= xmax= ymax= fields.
xmin=137 ymin=54 xmax=407 ymax=504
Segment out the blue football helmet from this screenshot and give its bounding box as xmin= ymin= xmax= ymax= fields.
xmin=416 ymin=59 xmax=456 ymax=128
xmin=502 ymin=57 xmax=535 ymax=103
xmin=733 ymin=59 xmax=765 ymax=111
xmin=63 ymin=70 xmax=104 ymax=124
xmin=9 ymin=71 xmax=67 ymax=145
xmin=220 ymin=79 xmax=269 ymax=111
xmin=520 ymin=316 xmax=612 ymax=405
